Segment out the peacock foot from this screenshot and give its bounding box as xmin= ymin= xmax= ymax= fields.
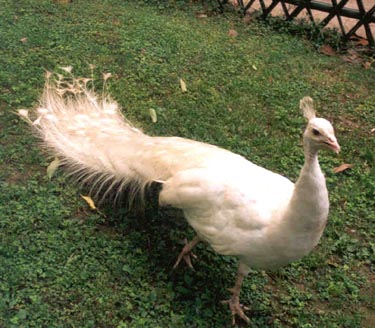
xmin=222 ymin=291 xmax=250 ymax=325
xmin=173 ymin=238 xmax=198 ymax=270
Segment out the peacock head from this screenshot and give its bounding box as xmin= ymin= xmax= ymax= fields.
xmin=300 ymin=96 xmax=340 ymax=154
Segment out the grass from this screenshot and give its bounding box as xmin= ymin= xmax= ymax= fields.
xmin=0 ymin=0 xmax=374 ymax=327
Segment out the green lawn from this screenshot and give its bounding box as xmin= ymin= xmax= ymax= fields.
xmin=0 ymin=0 xmax=374 ymax=327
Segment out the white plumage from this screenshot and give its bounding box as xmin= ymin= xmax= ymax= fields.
xmin=20 ymin=74 xmax=340 ymax=324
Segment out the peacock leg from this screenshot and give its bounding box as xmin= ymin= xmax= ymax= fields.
xmin=173 ymin=235 xmax=200 ymax=269
xmin=222 ymin=262 xmax=251 ymax=325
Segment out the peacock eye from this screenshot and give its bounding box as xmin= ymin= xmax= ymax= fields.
xmin=312 ymin=128 xmax=320 ymax=136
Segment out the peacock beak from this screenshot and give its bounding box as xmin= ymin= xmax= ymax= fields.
xmin=325 ymin=136 xmax=340 ymax=154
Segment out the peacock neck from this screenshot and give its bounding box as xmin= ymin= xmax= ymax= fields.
xmin=301 ymin=143 xmax=321 ymax=182
xmin=281 ymin=140 xmax=329 ymax=245
xmin=261 ymin=140 xmax=330 ymax=268
xmin=303 ymin=138 xmax=319 ymax=166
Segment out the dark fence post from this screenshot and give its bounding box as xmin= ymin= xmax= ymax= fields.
xmin=223 ymin=0 xmax=375 ymax=48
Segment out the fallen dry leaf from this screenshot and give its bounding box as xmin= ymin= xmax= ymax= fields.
xmin=339 ymin=117 xmax=360 ymax=129
xmin=149 ymin=108 xmax=157 ymax=123
xmin=196 ymin=13 xmax=207 ymax=18
xmin=350 ymin=36 xmax=369 ymax=47
xmin=319 ymin=44 xmax=336 ymax=56
xmin=228 ymin=29 xmax=238 ymax=37
xmin=81 ymin=195 xmax=97 ymax=210
xmin=356 ymin=38 xmax=369 ymax=46
xmin=326 ymin=258 xmax=339 ymax=267
xmin=333 ymin=163 xmax=353 ymax=174
xmin=47 ymin=157 xmax=60 ymax=180
xmin=364 ymin=62 xmax=372 ymax=69
xmin=243 ymin=14 xmax=252 ymax=24
xmin=179 ymin=78 xmax=187 ymax=93
xmin=343 ymin=49 xmax=363 ymax=64
xmin=363 ymin=60 xmax=375 ymax=70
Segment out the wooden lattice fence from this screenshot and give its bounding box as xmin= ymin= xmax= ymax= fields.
xmin=220 ymin=0 xmax=375 ymax=47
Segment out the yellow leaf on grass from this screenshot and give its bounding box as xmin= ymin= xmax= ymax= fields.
xmin=333 ymin=163 xmax=353 ymax=173
xmin=179 ymin=78 xmax=187 ymax=92
xmin=196 ymin=13 xmax=207 ymax=18
xmin=228 ymin=29 xmax=238 ymax=37
xmin=319 ymin=44 xmax=336 ymax=56
xmin=149 ymin=108 xmax=157 ymax=123
xmin=81 ymin=195 xmax=97 ymax=210
xmin=47 ymin=157 xmax=60 ymax=180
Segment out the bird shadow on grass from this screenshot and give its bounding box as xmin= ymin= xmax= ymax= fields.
xmin=87 ymin=182 xmax=274 ymax=326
